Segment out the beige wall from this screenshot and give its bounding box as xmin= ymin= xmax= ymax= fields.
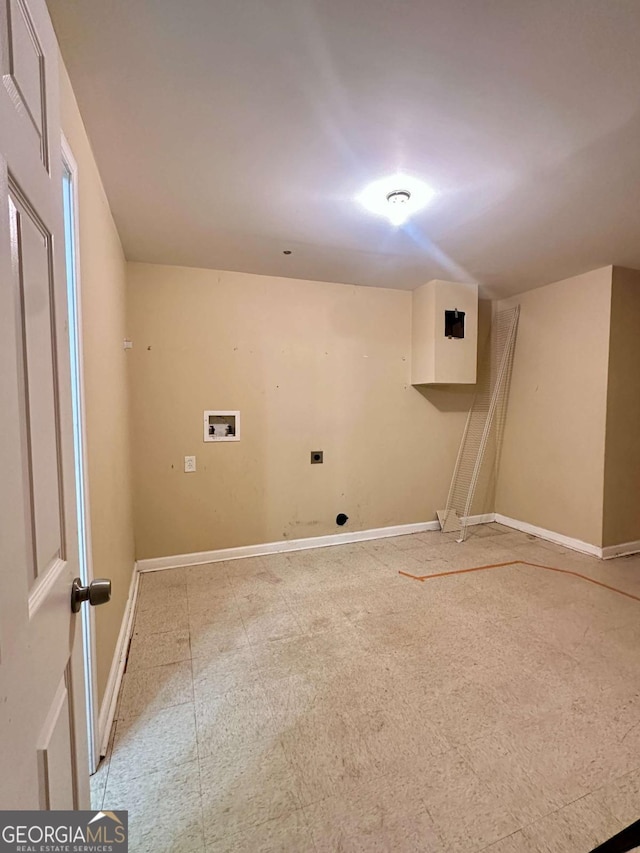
xmin=127 ymin=263 xmax=488 ymax=559
xmin=496 ymin=267 xmax=613 ymax=547
xmin=59 ymin=63 xmax=135 ymax=706
xmin=603 ymin=267 xmax=640 ymax=547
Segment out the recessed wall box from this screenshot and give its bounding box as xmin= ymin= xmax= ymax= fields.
xmin=204 ymin=410 xmax=240 ymax=442
xmin=411 ymin=280 xmax=478 ymax=384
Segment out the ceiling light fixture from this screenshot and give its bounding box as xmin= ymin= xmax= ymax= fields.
xmin=357 ymin=174 xmax=435 ymax=226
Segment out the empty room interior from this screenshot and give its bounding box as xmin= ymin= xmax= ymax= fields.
xmin=2 ymin=1 xmax=640 ymax=851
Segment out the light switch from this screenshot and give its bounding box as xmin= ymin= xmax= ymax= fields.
xmin=184 ymin=456 xmax=196 ymax=473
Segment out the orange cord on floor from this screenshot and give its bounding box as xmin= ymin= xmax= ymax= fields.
xmin=398 ymin=560 xmax=640 ymax=603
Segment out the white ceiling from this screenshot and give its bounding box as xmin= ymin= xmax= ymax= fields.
xmin=48 ymin=0 xmax=640 ymax=297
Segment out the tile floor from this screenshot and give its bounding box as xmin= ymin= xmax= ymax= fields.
xmin=92 ymin=524 xmax=640 ymax=852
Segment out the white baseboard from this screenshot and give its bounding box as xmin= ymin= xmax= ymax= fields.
xmin=495 ymin=514 xmax=640 ymax=560
xmin=136 ymin=521 xmax=448 ymax=573
xmin=601 ymin=539 xmax=640 ymax=560
xmin=97 ymin=563 xmax=140 ymax=757
xmin=135 ymin=511 xmax=640 ymax=576
xmin=465 ymin=513 xmax=496 ymax=526
xmin=494 ymin=513 xmax=602 ymax=558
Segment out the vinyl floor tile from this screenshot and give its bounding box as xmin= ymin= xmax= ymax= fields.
xmin=139 ymin=567 xmax=187 ymax=591
xmin=195 ymin=682 xmax=276 ymax=761
xmin=242 ymin=608 xmax=305 ymax=645
xmin=104 ymin=529 xmax=640 ymax=853
xmin=304 ymin=772 xmax=447 ymax=853
xmin=200 ymin=741 xmax=302 ymax=842
xmin=103 ymin=760 xmax=204 ymax=853
xmin=280 ymin=709 xmax=383 ymax=806
xmin=117 ymin=660 xmax=194 ymax=720
xmin=134 ymin=598 xmax=189 ymax=635
xmin=136 ymin=583 xmax=188 ymax=613
xmin=520 ymin=793 xmax=625 ymax=852
xmin=459 ymin=732 xmax=566 ymax=825
xmin=192 ymin=645 xmax=260 ymax=697
xmin=109 ymin=703 xmax=198 ymax=783
xmin=126 ymin=628 xmax=191 ymax=671
xmin=595 ymin=766 xmax=640 ymax=826
xmin=205 ymin=809 xmax=316 ymax=853
xmin=189 ymin=610 xmax=249 ymax=657
xmin=412 ymin=750 xmax=520 ymax=852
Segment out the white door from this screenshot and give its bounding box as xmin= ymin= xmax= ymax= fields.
xmin=0 ymin=0 xmax=90 ymax=809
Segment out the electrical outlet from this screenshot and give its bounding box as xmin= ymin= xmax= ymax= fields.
xmin=184 ymin=455 xmax=196 ymax=473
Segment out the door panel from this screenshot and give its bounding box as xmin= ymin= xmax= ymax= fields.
xmin=0 ymin=0 xmax=89 ymax=810
xmin=9 ymin=188 xmax=63 ymax=585
xmin=1 ymin=0 xmax=48 ymax=167
xmin=36 ymin=671 xmax=75 ymax=810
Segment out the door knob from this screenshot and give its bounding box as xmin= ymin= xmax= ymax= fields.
xmin=71 ymin=578 xmax=111 ymax=613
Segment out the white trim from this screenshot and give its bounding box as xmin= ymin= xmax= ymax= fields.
xmin=204 ymin=409 xmax=240 ymax=442
xmin=137 ymin=521 xmax=443 ymax=573
xmin=494 ymin=513 xmax=602 ymax=557
xmin=135 ymin=512 xmax=640 ymax=576
xmin=61 ymin=134 xmax=100 ymax=773
xmin=464 ymin=513 xmax=495 ymax=526
xmin=601 ymin=539 xmax=640 ymax=560
xmin=97 ymin=564 xmax=140 ymax=757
